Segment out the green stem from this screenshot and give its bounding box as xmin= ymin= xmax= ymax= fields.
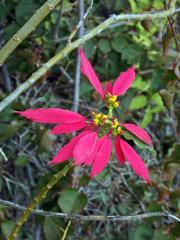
xmin=0 ymin=0 xmax=61 ymax=65
xmin=108 ymin=107 xmax=113 ymax=117
xmin=8 ymin=163 xmax=72 ymax=240
xmin=0 ymin=8 xmax=180 ymax=112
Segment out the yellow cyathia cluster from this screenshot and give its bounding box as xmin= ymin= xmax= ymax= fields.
xmin=111 ymin=119 xmax=124 ymax=136
xmin=92 ymin=112 xmax=108 ymax=126
xmin=92 ymin=112 xmax=124 ymax=136
xmin=106 ymin=93 xmax=119 ymax=109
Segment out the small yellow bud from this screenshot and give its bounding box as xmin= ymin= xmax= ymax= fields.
xmin=113 ymin=101 xmax=119 ymax=108
xmin=117 ymin=127 xmax=122 ymax=133
xmin=101 ymin=114 xmax=108 ymax=120
xmin=96 ymin=113 xmax=102 ymax=119
xmin=110 ymin=95 xmax=117 ymax=102
xmin=114 ymin=119 xmax=119 ymax=125
xmin=94 ymin=119 xmax=99 ymax=125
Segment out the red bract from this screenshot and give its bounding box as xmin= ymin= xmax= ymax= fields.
xmin=17 ymin=49 xmax=153 ymax=182
xmin=80 ymin=48 xmax=135 ymax=98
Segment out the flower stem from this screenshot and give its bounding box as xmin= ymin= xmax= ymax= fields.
xmin=108 ymin=107 xmax=113 ymax=117
xmin=8 ymin=163 xmax=72 ymax=240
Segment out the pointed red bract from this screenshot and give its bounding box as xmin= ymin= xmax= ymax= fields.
xmin=91 ymin=136 xmax=111 ymax=177
xmin=120 ymin=139 xmax=150 ymax=182
xmin=73 ymin=132 xmax=98 ymax=165
xmin=114 ymin=137 xmax=126 ymax=164
xmin=104 ymin=82 xmax=113 ymax=95
xmin=85 ymin=135 xmax=107 ymax=166
xmin=50 ymin=121 xmax=87 ymax=134
xmin=112 ymin=66 xmax=135 ymax=96
xmin=80 ymin=48 xmax=104 ymax=97
xmin=17 ymin=108 xmax=84 ymax=124
xmin=49 ymin=131 xmax=90 ymax=164
xmin=124 ymin=123 xmax=152 ymax=145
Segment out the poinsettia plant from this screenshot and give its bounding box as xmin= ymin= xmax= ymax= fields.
xmin=18 ymin=48 xmax=154 ymax=182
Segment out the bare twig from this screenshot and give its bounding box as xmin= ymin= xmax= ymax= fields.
xmin=0 ymin=198 xmax=179 ymax=222
xmin=73 ymin=0 xmax=85 ymax=112
xmin=72 ymin=0 xmax=85 ymax=206
xmin=0 ymin=148 xmax=8 ymax=162
xmin=59 ymin=66 xmax=74 ymax=83
xmin=7 ymin=163 xmax=72 ymax=240
xmin=0 ymin=7 xmax=180 ymax=112
xmin=61 ymin=220 xmax=72 ymax=240
xmin=54 ymin=0 xmax=64 ymax=42
xmin=68 ymin=0 xmax=93 ymax=44
xmin=164 ymin=0 xmax=180 ymax=52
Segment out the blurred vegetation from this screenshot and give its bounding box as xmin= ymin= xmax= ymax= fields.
xmin=0 ymin=0 xmax=180 ymax=239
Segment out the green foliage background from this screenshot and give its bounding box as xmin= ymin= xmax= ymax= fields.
xmin=0 ymin=0 xmax=179 ymax=239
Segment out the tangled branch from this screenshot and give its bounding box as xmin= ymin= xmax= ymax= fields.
xmin=0 ymin=198 xmax=179 ymax=222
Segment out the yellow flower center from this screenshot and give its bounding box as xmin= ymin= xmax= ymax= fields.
xmin=92 ymin=112 xmax=124 ymax=137
xmin=106 ymin=93 xmax=119 ymax=109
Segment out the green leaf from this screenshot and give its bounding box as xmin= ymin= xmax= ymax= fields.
xmin=4 ymin=23 xmax=19 ymax=41
xmin=43 ymin=217 xmax=64 ymax=240
xmin=159 ymin=89 xmax=174 ymax=111
xmin=15 ymin=155 xmax=29 ymax=167
xmin=132 ymin=76 xmax=150 ymax=91
xmin=35 ymin=127 xmax=56 ymax=153
xmin=129 ymin=95 xmax=147 ymax=110
xmin=124 ymin=130 xmax=156 ymax=155
xmin=0 ymin=3 xmax=6 ymax=20
xmin=111 ymin=36 xmax=128 ymax=53
xmin=16 ymin=0 xmax=38 ymax=22
xmin=80 ymin=82 xmax=93 ymax=100
xmin=83 ymin=39 xmax=96 ymax=58
xmin=0 ymin=121 xmax=23 ymax=142
xmin=121 ymin=45 xmax=142 ymax=64
xmin=58 ymin=189 xmax=87 ymax=214
xmin=128 ymin=0 xmax=138 ymax=12
xmin=1 ymin=220 xmax=15 ymax=239
xmin=134 ymin=224 xmax=154 ymax=240
xmin=98 ymin=38 xmax=111 ymax=53
xmin=166 ymin=143 xmax=180 ymax=164
xmin=151 ymin=93 xmax=164 ymax=113
xmin=141 ymin=108 xmax=153 ymax=128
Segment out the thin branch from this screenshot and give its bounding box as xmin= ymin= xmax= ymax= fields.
xmin=164 ymin=1 xmax=180 ymax=52
xmin=59 ymin=66 xmax=74 ymax=83
xmin=0 ymin=198 xmax=179 ymax=222
xmin=73 ymin=0 xmax=85 ymax=112
xmin=7 ymin=163 xmax=72 ymax=240
xmin=0 ymin=0 xmax=62 ymax=65
xmin=54 ymin=0 xmax=64 ymax=42
xmin=61 ymin=220 xmax=72 ymax=240
xmin=0 ymin=7 xmax=180 ymax=112
xmin=68 ymin=0 xmax=93 ymax=44
xmin=0 ymin=148 xmax=8 ymax=162
xmin=72 ymin=0 xmax=85 ymax=192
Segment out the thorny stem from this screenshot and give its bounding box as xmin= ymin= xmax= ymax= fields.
xmin=8 ymin=163 xmax=72 ymax=240
xmin=0 ymin=8 xmax=180 ymax=112
xmin=0 ymin=0 xmax=61 ymax=65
